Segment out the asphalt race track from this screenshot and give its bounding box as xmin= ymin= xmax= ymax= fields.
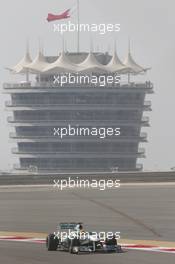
xmin=0 ymin=183 xmax=175 ymax=264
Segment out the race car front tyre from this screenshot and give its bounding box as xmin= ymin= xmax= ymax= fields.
xmin=46 ymin=234 xmax=59 ymax=251
xmin=69 ymin=238 xmax=80 ymax=254
xmin=116 ymin=245 xmax=123 ymax=253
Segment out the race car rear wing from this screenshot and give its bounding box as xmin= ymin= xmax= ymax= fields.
xmin=59 ymin=223 xmax=83 ymax=230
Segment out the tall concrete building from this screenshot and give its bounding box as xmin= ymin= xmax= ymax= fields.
xmin=4 ymin=46 xmax=153 ymax=172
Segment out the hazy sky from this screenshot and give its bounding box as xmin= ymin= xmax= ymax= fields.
xmin=0 ymin=0 xmax=175 ymax=171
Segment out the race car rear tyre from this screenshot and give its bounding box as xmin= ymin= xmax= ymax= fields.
xmin=46 ymin=234 xmax=58 ymax=251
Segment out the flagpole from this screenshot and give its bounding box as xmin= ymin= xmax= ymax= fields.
xmin=26 ymin=39 xmax=29 ymax=82
xmin=77 ymin=0 xmax=80 ymax=53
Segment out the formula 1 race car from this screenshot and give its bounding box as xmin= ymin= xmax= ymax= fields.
xmin=46 ymin=222 xmax=123 ymax=254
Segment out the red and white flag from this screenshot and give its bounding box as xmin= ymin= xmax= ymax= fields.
xmin=47 ymin=9 xmax=71 ymax=22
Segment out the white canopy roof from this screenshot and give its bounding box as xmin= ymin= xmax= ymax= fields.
xmin=9 ymin=51 xmax=32 ymax=74
xmin=25 ymin=51 xmax=49 ymax=73
xmin=43 ymin=51 xmax=78 ymax=73
xmin=105 ymin=50 xmax=129 ymax=73
xmin=77 ymin=52 xmax=107 ymax=74
xmin=124 ymin=51 xmax=147 ymax=74
xmin=7 ymin=43 xmax=150 ymax=76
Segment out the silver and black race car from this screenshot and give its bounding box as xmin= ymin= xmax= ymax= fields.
xmin=46 ymin=222 xmax=123 ymax=254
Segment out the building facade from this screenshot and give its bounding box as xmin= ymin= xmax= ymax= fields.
xmin=4 ymin=50 xmax=153 ymax=172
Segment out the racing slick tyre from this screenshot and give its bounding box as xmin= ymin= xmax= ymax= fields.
xmin=46 ymin=234 xmax=59 ymax=251
xmin=116 ymin=245 xmax=123 ymax=253
xmin=69 ymin=238 xmax=80 ymax=254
